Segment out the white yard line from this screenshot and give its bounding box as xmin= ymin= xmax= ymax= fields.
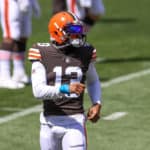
xmin=0 ymin=105 xmax=42 ymax=124
xmin=102 ymin=112 xmax=128 ymax=120
xmin=0 ymin=107 xmax=24 ymax=112
xmin=96 ymin=57 xmax=107 ymax=63
xmin=0 ymin=68 xmax=150 ymax=124
xmin=101 ymin=68 xmax=150 ymax=88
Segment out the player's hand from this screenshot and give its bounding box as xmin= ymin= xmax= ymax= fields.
xmin=70 ymin=83 xmax=85 ymax=95
xmin=87 ymin=103 xmax=102 ymax=123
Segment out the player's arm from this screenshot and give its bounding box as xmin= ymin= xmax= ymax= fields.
xmin=86 ymin=62 xmax=102 ymax=123
xmin=30 ymin=0 xmax=41 ymax=18
xmin=31 ymin=61 xmax=63 ymax=99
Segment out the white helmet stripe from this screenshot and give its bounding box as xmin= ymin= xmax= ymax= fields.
xmin=67 ymin=11 xmax=78 ymax=22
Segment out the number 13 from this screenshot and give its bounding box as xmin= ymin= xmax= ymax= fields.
xmin=53 ymin=66 xmax=83 ymax=98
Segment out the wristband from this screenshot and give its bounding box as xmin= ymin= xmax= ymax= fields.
xmin=59 ymin=84 xmax=70 ymax=94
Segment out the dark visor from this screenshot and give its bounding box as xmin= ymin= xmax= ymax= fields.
xmin=65 ymin=24 xmax=83 ymax=34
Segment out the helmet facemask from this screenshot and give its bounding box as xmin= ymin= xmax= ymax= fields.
xmin=63 ymin=23 xmax=86 ymax=47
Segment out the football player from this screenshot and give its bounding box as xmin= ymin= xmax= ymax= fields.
xmin=28 ymin=11 xmax=102 ymax=150
xmin=0 ymin=0 xmax=40 ymax=89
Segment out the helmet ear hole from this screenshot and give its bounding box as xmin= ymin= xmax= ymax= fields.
xmin=54 ymin=31 xmax=58 ymax=35
xmin=51 ymin=31 xmax=64 ymax=44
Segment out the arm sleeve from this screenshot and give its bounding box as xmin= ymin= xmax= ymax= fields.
xmin=31 ymin=61 xmax=64 ymax=100
xmin=86 ymin=62 xmax=102 ymax=104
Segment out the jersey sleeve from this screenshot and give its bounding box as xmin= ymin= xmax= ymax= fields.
xmin=28 ymin=44 xmax=42 ymax=61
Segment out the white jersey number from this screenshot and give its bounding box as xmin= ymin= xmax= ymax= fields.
xmin=53 ymin=66 xmax=83 ymax=98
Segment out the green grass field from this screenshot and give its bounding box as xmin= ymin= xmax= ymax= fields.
xmin=0 ymin=0 xmax=150 ymax=149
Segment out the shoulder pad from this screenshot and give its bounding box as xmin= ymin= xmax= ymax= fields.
xmin=28 ymin=44 xmax=41 ymax=61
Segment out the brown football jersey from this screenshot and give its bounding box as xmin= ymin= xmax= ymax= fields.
xmin=29 ymin=43 xmax=96 ymax=116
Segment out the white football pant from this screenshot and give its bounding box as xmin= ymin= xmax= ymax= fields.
xmin=0 ymin=0 xmax=32 ymax=40
xmin=40 ymin=113 xmax=87 ymax=150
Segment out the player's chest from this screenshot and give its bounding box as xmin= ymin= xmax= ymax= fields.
xmin=43 ymin=53 xmax=85 ymax=84
xmin=45 ymin=52 xmax=84 ymax=72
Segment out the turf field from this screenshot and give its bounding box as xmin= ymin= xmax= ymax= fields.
xmin=0 ymin=0 xmax=150 ymax=149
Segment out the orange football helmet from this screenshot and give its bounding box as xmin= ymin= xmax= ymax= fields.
xmin=48 ymin=11 xmax=86 ymax=48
